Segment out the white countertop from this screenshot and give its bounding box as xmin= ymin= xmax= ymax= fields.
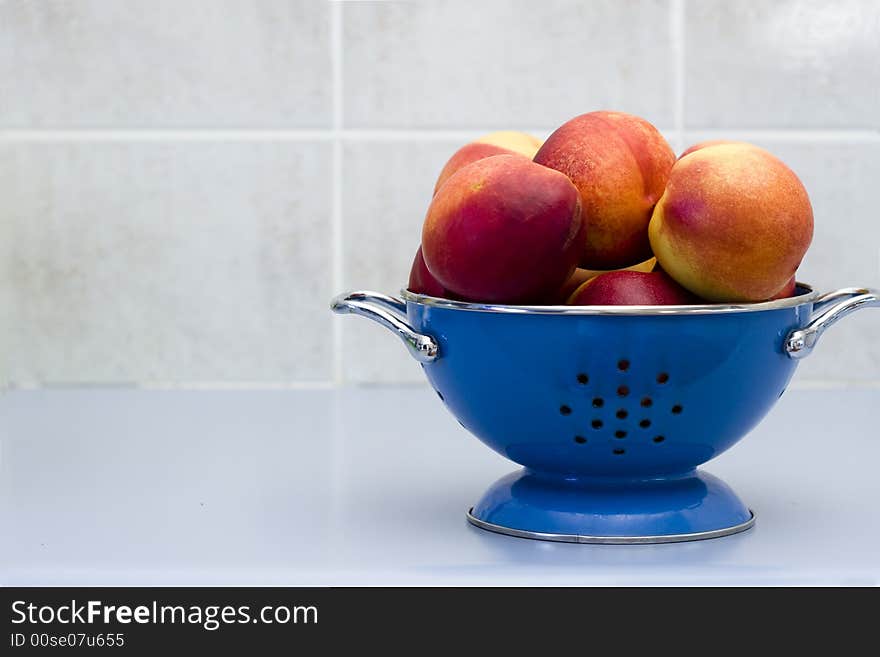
xmin=2 ymin=386 xmax=878 ymax=586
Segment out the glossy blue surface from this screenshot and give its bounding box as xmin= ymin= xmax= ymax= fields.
xmin=472 ymin=469 xmax=752 ymax=537
xmin=408 ymin=292 xmax=816 ymax=538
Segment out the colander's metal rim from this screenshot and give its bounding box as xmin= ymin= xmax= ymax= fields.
xmin=402 ymin=283 xmax=819 ymax=315
xmin=466 ymin=508 xmax=756 ymax=544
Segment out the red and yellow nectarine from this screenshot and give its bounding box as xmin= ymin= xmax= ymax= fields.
xmin=768 ymin=275 xmax=797 ymax=301
xmin=408 ymin=247 xmax=448 ymax=298
xmin=551 ymin=258 xmax=657 ymax=303
xmin=534 ymin=111 xmax=675 ymax=270
xmin=475 ymin=131 xmax=543 ymax=158
xmin=422 ymin=155 xmax=584 ymax=304
xmin=434 ymin=143 xmax=517 ymax=195
xmin=649 ymin=142 xmax=813 ymax=302
xmin=434 ymin=131 xmax=542 ymax=195
xmin=567 ymin=270 xmax=701 ymax=306
xmin=678 ymin=140 xmax=742 ymax=160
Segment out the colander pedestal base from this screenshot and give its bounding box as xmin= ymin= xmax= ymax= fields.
xmin=468 ymin=468 xmax=754 ymax=544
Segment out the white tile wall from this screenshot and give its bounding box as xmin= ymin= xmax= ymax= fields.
xmin=771 ymin=140 xmax=880 ymax=384
xmin=0 ymin=0 xmax=331 ymax=127
xmin=343 ymin=0 xmax=675 ymax=129
xmin=0 ymin=141 xmax=333 ymax=383
xmin=685 ymin=0 xmax=880 ymax=129
xmin=1 ymin=1 xmax=878 ymax=386
xmin=342 ymin=139 xmax=461 ymax=383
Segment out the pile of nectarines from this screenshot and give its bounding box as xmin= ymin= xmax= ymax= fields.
xmin=409 ymin=111 xmax=813 ymax=306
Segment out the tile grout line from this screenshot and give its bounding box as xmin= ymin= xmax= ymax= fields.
xmin=672 ymin=0 xmax=685 ymax=150
xmin=0 ymin=128 xmax=534 ymax=141
xmin=137 ymin=381 xmax=337 ymax=390
xmin=0 ymin=129 xmax=335 ymax=141
xmin=331 ymin=0 xmax=344 ymax=387
xmin=329 ymin=1 xmax=346 ymax=559
xmin=7 ymin=380 xmax=879 ymax=391
xmin=680 ymin=129 xmax=880 ymax=142
xmin=1 ymin=127 xmax=877 ymax=142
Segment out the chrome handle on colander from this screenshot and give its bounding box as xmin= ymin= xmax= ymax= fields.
xmin=330 ymin=291 xmax=440 ymax=363
xmin=785 ymin=287 xmax=880 ymax=359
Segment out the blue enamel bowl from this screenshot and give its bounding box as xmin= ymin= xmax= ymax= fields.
xmin=333 ymin=285 xmax=878 ymax=543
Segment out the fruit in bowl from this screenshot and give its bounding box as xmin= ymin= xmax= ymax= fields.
xmin=421 ymin=154 xmax=584 ymax=304
xmin=534 ymin=111 xmax=675 ymax=270
xmin=567 ymin=270 xmax=700 ymax=306
xmin=411 ymin=112 xmax=814 ymax=308
xmin=408 ymin=246 xmax=449 ymax=298
xmin=678 ymin=139 xmax=742 ymax=159
xmin=649 ymin=142 xmax=813 ymax=302
xmin=434 ymin=130 xmax=542 ymax=194
xmin=770 ymin=276 xmax=797 ymax=300
xmin=475 ymin=130 xmax=543 ymax=157
xmin=551 ymin=258 xmax=657 ymax=304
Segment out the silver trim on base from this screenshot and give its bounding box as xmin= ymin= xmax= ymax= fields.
xmin=466 ymin=508 xmax=756 ymax=545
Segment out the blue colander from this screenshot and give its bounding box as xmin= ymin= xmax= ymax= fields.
xmin=332 ymin=285 xmax=879 ymax=543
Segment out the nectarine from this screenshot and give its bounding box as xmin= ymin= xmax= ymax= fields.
xmin=434 ymin=131 xmax=542 ymax=195
xmin=475 ymin=131 xmax=543 ymax=158
xmin=534 ymin=111 xmax=675 ymax=269
xmin=408 ymin=247 xmax=448 ymax=298
xmin=567 ymin=270 xmax=700 ymax=306
xmin=434 ymin=143 xmax=517 ymax=195
xmin=551 ymin=258 xmax=657 ymax=303
xmin=649 ymin=142 xmax=813 ymax=302
xmin=768 ymin=275 xmax=797 ymax=301
xmin=422 ymin=155 xmax=584 ymax=303
xmin=679 ymin=140 xmax=741 ymax=160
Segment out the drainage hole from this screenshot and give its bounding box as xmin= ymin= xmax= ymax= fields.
xmin=615 ymin=430 xmax=627 ymax=439
xmin=617 ymin=359 xmax=630 ymax=371
xmin=653 ymin=436 xmax=665 ymax=443
xmin=657 ymin=372 xmax=670 ymax=384
xmin=639 ymin=419 xmax=651 ymax=428
xmin=671 ymin=404 xmax=683 ymax=415
xmin=641 ymin=396 xmax=653 ymax=407
xmin=436 ymin=390 xmax=444 ymax=401
xmin=592 ymin=397 xmax=604 ymax=408
xmin=560 ymin=405 xmax=572 ymax=416
xmin=616 ymin=409 xmax=628 ymax=419
xmin=591 ymin=419 xmax=604 ymax=429
xmin=617 ymin=385 xmax=630 ymax=397
xmin=577 ymin=373 xmax=589 ymax=385
xmin=574 ymin=435 xmax=587 ymax=444
xmin=613 ymin=448 xmax=626 ymax=455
